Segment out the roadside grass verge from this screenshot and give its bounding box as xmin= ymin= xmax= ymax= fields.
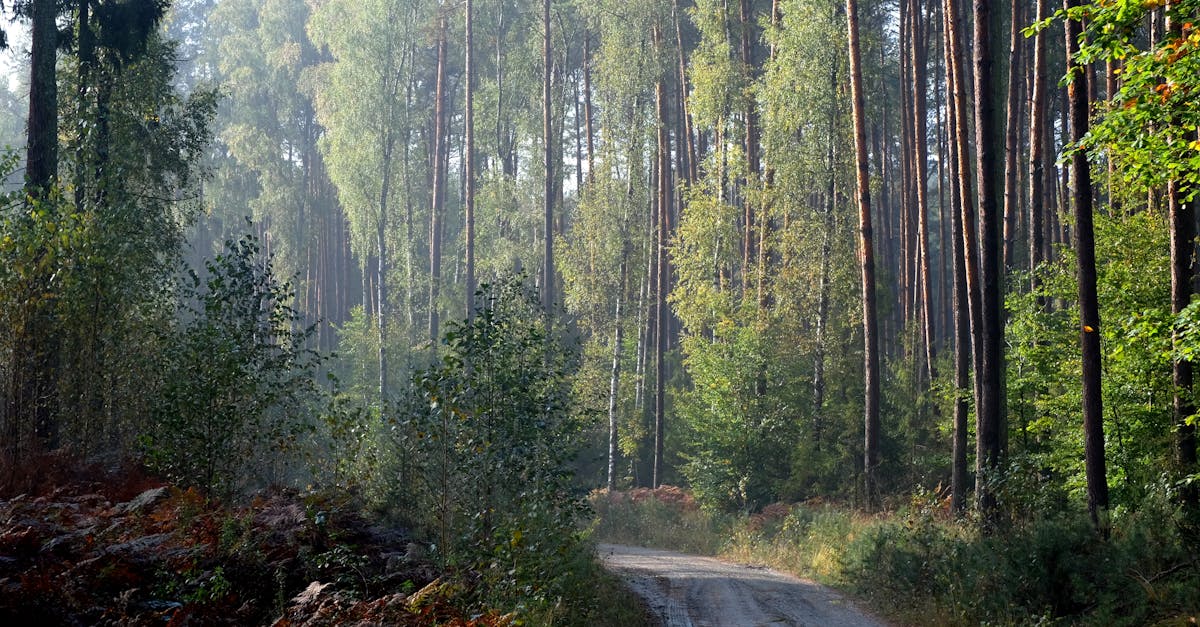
xmin=589 ymin=488 xmax=1200 ymax=626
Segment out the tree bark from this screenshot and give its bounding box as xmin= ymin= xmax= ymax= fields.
xmin=741 ymin=0 xmax=761 ymax=295
xmin=543 ymin=0 xmax=555 ymax=317
xmin=429 ymin=14 xmax=449 ymax=345
xmin=814 ymin=75 xmax=837 ymax=447
xmin=465 ymin=0 xmax=476 ymax=321
xmin=674 ymin=0 xmax=698 ymax=185
xmin=584 ymin=32 xmax=596 ymax=184
xmin=653 ymin=24 xmax=673 ymax=489
xmin=607 ymin=252 xmax=628 ymax=490
xmin=972 ymin=0 xmax=1006 ymax=520
xmin=1065 ymin=0 xmax=1109 ymax=527
xmin=1164 ymin=8 xmax=1198 ymax=511
xmin=909 ymin=0 xmax=937 ymax=385
xmin=943 ymin=0 xmax=977 ymax=512
xmin=1002 ymin=0 xmax=1024 ymax=273
xmin=847 ymin=0 xmax=882 ymax=508
xmin=1029 ymin=0 xmax=1048 ymax=290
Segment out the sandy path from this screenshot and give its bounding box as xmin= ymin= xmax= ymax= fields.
xmin=598 ymin=544 xmax=886 ymax=627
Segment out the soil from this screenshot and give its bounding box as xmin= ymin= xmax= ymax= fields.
xmin=599 ymin=544 xmax=886 ymax=627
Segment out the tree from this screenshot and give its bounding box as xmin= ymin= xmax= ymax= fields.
xmin=543 ymin=0 xmax=554 ymax=317
xmin=652 ymin=21 xmax=672 ymax=489
xmin=943 ymin=0 xmax=984 ymax=511
xmin=145 ymin=234 xmax=322 ymax=496
xmin=942 ymin=0 xmax=971 ymax=510
xmin=25 ymin=0 xmax=56 ymax=199
xmin=308 ymin=0 xmax=429 ymax=396
xmin=846 ymin=0 xmax=881 ymax=507
xmin=465 ymin=0 xmax=477 ymax=320
xmin=972 ymin=0 xmax=1007 ymax=521
xmin=1065 ymin=0 xmax=1109 ymax=527
xmin=429 ymin=10 xmax=449 ymax=345
xmin=7 ymin=0 xmax=60 ymax=453
xmin=1028 ymin=0 xmax=1048 ymax=289
xmin=205 ymin=0 xmax=356 ymax=352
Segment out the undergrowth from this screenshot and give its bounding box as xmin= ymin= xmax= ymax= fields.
xmin=590 ymin=487 xmax=1200 ymax=626
xmin=589 ymin=486 xmax=730 ymax=555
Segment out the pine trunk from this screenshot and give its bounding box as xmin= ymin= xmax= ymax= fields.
xmin=1065 ymin=0 xmax=1109 ymax=526
xmin=847 ymin=0 xmax=882 ymax=508
xmin=429 ymin=15 xmax=449 ymax=345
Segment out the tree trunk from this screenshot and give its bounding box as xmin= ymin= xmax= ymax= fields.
xmin=973 ymin=0 xmax=1007 ymax=523
xmin=377 ymin=162 xmax=391 ymax=400
xmin=943 ymin=0 xmax=976 ymax=512
xmin=653 ymin=24 xmax=673 ymax=489
xmin=910 ymin=0 xmax=937 ymax=385
xmin=1170 ymin=183 xmax=1198 ymax=510
xmin=1002 ymin=0 xmax=1024 ymax=273
xmin=584 ymin=32 xmax=596 ymax=184
xmin=429 ymin=14 xmax=448 ymax=345
xmin=1166 ymin=8 xmax=1198 ymax=511
xmin=1065 ymin=0 xmax=1109 ymax=527
xmin=814 ymin=78 xmax=837 ymax=447
xmin=674 ymin=0 xmax=698 ymax=185
xmin=741 ymin=0 xmax=761 ymax=298
xmin=465 ymin=0 xmax=476 ymax=320
xmin=607 ymin=252 xmax=628 ymax=490
xmin=847 ymin=0 xmax=882 ymax=508
xmin=1029 ymin=0 xmax=1048 ymax=290
xmin=543 ymin=0 xmax=555 ymax=316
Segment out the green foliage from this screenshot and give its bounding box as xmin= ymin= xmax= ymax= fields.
xmin=842 ymin=490 xmax=1200 ymax=625
xmin=37 ymin=29 xmax=219 ymax=457
xmin=143 ymin=233 xmax=323 ymax=495
xmin=1005 ymin=211 xmax=1176 ymax=507
xmin=365 ymin=277 xmax=597 ymax=617
xmin=1064 ymin=0 xmax=1200 ymax=197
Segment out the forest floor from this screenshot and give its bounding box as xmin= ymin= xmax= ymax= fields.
xmin=599 ymin=543 xmax=886 ymax=627
xmin=0 ymin=457 xmax=509 ymax=626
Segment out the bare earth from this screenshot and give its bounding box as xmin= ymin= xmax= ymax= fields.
xmin=598 ymin=544 xmax=886 ymax=627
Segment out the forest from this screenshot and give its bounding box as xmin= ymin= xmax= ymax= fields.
xmin=0 ymin=0 xmax=1199 ymax=624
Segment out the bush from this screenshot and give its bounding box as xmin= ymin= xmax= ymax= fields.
xmin=369 ymin=277 xmax=602 ymax=618
xmin=142 ymin=234 xmax=323 ymax=496
xmin=838 ymin=490 xmax=1200 ymax=625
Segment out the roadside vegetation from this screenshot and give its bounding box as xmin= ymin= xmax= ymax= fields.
xmin=592 ymin=486 xmax=1200 ymax=626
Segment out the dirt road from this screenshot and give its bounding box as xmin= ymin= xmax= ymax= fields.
xmin=598 ymin=544 xmax=885 ymax=627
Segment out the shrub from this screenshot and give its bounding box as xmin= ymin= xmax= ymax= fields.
xmin=373 ymin=277 xmax=598 ymax=618
xmin=142 ymin=234 xmax=323 ymax=496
